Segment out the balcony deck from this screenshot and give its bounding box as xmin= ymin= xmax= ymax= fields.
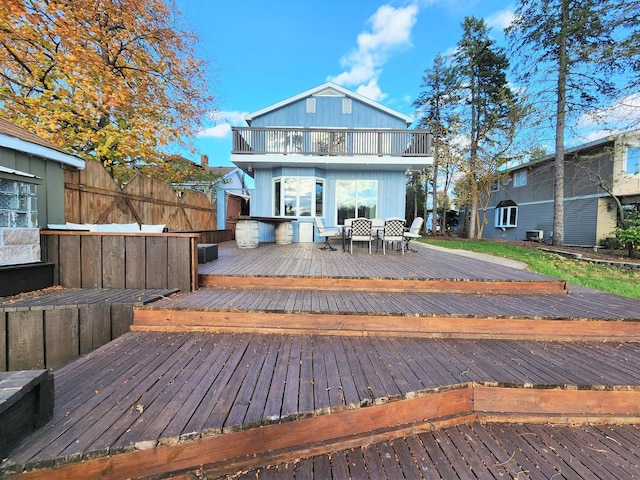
xmin=2 ymin=240 xmax=640 ymax=479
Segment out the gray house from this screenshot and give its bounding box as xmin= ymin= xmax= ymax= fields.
xmin=230 ymin=82 xmax=433 ymax=243
xmin=482 ymin=131 xmax=640 ymax=246
xmin=0 ymin=117 xmax=84 ymax=294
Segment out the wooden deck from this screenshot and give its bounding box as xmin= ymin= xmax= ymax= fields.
xmin=221 ymin=423 xmax=640 ymax=479
xmin=2 ymin=240 xmax=640 ymax=479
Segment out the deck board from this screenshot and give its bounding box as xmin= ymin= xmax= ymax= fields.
xmin=4 ymin=241 xmax=640 ymax=478
xmin=224 ymin=423 xmax=640 ymax=480
xmin=4 ymin=333 xmax=640 ymax=478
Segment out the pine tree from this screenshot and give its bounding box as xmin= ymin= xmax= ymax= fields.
xmin=507 ymin=0 xmax=621 ymax=246
xmin=454 ymin=17 xmax=521 ymax=239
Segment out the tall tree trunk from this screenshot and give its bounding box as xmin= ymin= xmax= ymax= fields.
xmin=468 ymin=181 xmax=478 ymax=239
xmin=431 ymin=162 xmax=438 ymax=235
xmin=552 ymin=0 xmax=569 ymax=247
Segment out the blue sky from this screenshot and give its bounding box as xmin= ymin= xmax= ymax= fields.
xmin=174 ymin=0 xmax=516 ymax=167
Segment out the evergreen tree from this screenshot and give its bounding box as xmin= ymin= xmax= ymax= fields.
xmin=414 ymin=54 xmax=460 ymax=236
xmin=454 ymin=17 xmax=521 ymax=239
xmin=507 ymin=0 xmax=621 ymax=246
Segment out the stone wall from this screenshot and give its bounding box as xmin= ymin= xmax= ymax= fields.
xmin=0 ymin=228 xmax=40 ymax=266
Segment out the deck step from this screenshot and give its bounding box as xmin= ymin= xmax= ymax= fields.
xmin=133 ymin=287 xmax=640 ymax=341
xmin=199 ymin=273 xmax=568 ymax=294
xmin=6 ymin=383 xmax=640 ymax=479
xmin=0 ymin=370 xmax=53 ymax=459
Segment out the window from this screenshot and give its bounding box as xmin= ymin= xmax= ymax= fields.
xmin=342 ymin=98 xmax=352 ymax=114
xmin=336 ymin=180 xmax=378 ymax=225
xmin=273 ymin=177 xmax=324 ymax=217
xmin=626 ymin=147 xmax=640 ymax=175
xmin=306 ymin=98 xmax=316 ymax=113
xmin=513 ymin=169 xmax=527 ymax=187
xmin=494 ymin=200 xmax=518 ymax=228
xmin=0 ymin=179 xmax=37 ymax=228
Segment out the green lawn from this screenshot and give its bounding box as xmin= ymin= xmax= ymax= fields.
xmin=422 ymin=238 xmax=640 ymax=299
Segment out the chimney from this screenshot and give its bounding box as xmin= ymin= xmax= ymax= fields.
xmin=200 ymin=154 xmax=209 ymax=167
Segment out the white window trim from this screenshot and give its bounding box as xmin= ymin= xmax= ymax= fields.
xmin=273 ymin=176 xmax=324 ymax=218
xmin=342 ymin=98 xmax=352 ymax=114
xmin=494 ymin=205 xmax=518 ymax=228
xmin=306 ymin=98 xmax=316 ymax=114
xmin=335 ymin=179 xmax=379 ymax=224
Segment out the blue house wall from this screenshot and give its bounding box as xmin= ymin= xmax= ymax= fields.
xmin=232 ymin=82 xmax=428 ymax=244
xmin=252 ymin=167 xmax=406 ymax=242
xmin=250 ymin=96 xmax=408 ymax=129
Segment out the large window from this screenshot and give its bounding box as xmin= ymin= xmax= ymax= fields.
xmin=626 ymin=147 xmax=640 ymax=175
xmin=336 ymin=180 xmax=377 ymax=225
xmin=494 ymin=200 xmax=518 ymax=228
xmin=273 ymin=177 xmax=324 ymax=217
xmin=0 ymin=179 xmax=37 ymax=228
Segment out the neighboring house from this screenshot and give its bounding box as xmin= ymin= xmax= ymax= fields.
xmin=0 ymin=117 xmax=85 ymax=267
xmin=482 ymin=131 xmax=640 ymax=246
xmin=0 ymin=117 xmax=85 ymax=295
xmin=174 ymin=154 xmax=251 ymax=233
xmin=230 ymin=82 xmax=433 ymax=243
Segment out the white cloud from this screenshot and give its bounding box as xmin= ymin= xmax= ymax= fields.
xmin=198 ymin=124 xmax=231 ymax=139
xmin=486 ymin=8 xmax=515 ymax=31
xmin=197 ymin=110 xmax=248 ymax=138
xmin=356 ymin=79 xmax=386 ymax=102
xmin=578 ymin=94 xmax=640 ymax=130
xmin=329 ymin=3 xmax=419 ymax=101
xmin=562 ymin=94 xmax=640 ymax=145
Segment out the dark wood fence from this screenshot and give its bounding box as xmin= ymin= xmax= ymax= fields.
xmin=41 ymin=230 xmax=200 ymax=292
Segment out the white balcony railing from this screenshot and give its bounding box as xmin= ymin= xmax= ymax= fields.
xmin=232 ymin=127 xmax=433 ymax=157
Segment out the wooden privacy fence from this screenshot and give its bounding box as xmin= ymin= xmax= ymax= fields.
xmin=41 ymin=230 xmax=200 ymax=292
xmin=64 ymin=160 xmax=217 ymax=231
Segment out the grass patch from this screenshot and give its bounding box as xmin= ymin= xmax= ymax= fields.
xmin=422 ymin=238 xmax=640 ymax=299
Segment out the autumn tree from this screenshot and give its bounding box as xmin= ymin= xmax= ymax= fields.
xmin=0 ymin=0 xmax=217 ymax=183
xmin=506 ymin=0 xmax=628 ymax=246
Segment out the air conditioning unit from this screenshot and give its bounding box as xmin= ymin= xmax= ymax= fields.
xmin=525 ymin=230 xmax=544 ymax=242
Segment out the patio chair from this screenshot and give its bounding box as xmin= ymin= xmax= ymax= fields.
xmin=378 ymin=217 xmax=406 ymax=255
xmin=404 ymin=217 xmax=424 ymax=252
xmin=314 ymin=217 xmax=341 ymax=251
xmin=349 ymin=218 xmax=373 ymax=254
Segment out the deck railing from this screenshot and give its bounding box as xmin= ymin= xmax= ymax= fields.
xmin=232 ymin=127 xmax=433 ymax=157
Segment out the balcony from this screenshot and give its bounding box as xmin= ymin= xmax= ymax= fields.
xmin=233 ymin=127 xmax=432 ymax=156
xmin=231 ymin=127 xmax=433 ymax=173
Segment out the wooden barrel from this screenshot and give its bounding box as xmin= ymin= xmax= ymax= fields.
xmin=236 ymin=220 xmax=259 ymax=248
xmin=275 ymin=222 xmax=293 ymax=245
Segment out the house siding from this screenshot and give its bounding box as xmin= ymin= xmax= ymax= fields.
xmin=0 ymin=147 xmax=65 ymax=227
xmin=253 ymin=167 xmax=405 ymax=221
xmin=234 ymin=83 xmax=429 ymax=244
xmin=250 ymin=96 xmax=408 ymax=129
xmin=564 ymin=197 xmax=598 ymax=246
xmin=482 ymin=137 xmax=631 ymax=246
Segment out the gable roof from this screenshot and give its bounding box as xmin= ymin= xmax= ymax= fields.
xmin=244 ymin=82 xmax=413 ymax=126
xmin=0 ymin=116 xmax=85 ymax=169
